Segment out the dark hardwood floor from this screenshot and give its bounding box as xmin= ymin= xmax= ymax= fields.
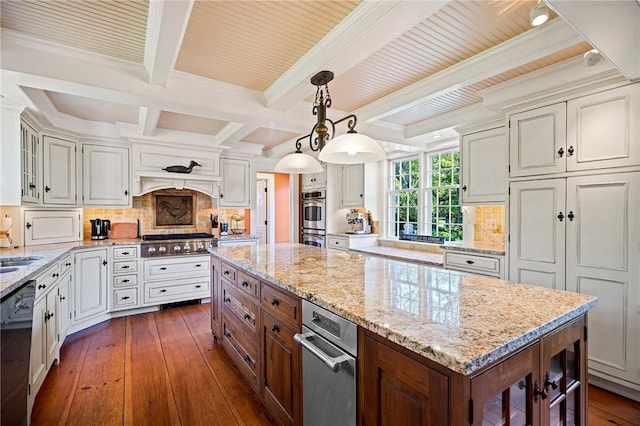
xmin=32 ymin=304 xmax=640 ymax=425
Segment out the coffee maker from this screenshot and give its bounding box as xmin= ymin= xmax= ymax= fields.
xmin=90 ymin=218 xmax=111 ymax=240
xmin=345 ymin=211 xmax=370 ymax=234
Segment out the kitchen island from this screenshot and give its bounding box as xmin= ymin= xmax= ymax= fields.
xmin=210 ymin=243 xmax=597 ymax=425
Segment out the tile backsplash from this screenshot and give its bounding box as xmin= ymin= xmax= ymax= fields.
xmin=83 ymin=190 xmax=249 ymax=239
xmin=473 ymin=205 xmax=505 ymax=246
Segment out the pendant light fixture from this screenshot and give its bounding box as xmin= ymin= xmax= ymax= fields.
xmin=274 ymin=70 xmax=385 ymax=174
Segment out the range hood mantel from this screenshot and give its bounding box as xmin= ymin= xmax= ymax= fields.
xmin=133 ymin=171 xmax=221 ymax=197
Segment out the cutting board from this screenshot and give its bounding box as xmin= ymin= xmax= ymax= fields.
xmin=110 ymin=221 xmax=138 ymax=239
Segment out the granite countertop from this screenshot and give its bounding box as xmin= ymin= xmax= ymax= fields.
xmin=218 ymin=235 xmax=260 ymax=241
xmin=442 ymin=241 xmax=506 ymax=256
xmin=327 ymin=233 xmax=379 ymax=238
xmin=348 ymin=245 xmax=443 ymax=266
xmin=210 ymin=243 xmax=596 ymax=376
xmin=0 ymin=239 xmax=140 ymax=298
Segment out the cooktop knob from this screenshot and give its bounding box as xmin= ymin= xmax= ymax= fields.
xmin=197 ymin=242 xmax=205 ymax=250
xmin=183 ymin=244 xmax=190 ymax=251
xmin=158 ymin=246 xmax=167 ymax=253
xmin=147 ymin=246 xmax=156 ymax=253
xmin=174 ymin=245 xmax=181 ymax=252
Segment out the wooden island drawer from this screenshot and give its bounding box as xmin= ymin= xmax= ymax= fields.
xmin=220 ymin=261 xmax=237 ymax=284
xmin=260 ymin=282 xmax=300 ymax=327
xmin=222 ymin=313 xmax=258 ymax=390
xmin=222 ymin=282 xmax=259 ymax=337
xmin=237 ymin=270 xmax=259 ymax=297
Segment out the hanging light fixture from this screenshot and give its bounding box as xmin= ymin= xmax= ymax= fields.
xmin=274 ymin=70 xmax=385 ymax=173
xmin=529 ymin=0 xmax=550 ymax=26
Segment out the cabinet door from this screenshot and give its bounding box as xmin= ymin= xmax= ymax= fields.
xmin=301 ymin=173 xmax=315 ymax=191
xmin=43 ymin=136 xmax=76 ymax=205
xmin=45 ymin=288 xmax=59 ymax=368
xmin=24 ymin=209 xmax=81 ymax=246
xmin=58 ymin=271 xmax=72 ymax=343
xmin=540 ymin=317 xmax=587 ymax=425
xmin=220 ymin=158 xmax=250 ymax=207
xmin=30 ymin=296 xmax=47 ymax=395
xmin=302 ymin=165 xmax=326 ymax=191
xmin=262 ymin=311 xmax=300 ymax=426
xmin=21 ymin=119 xmax=40 ymax=203
xmin=566 ymin=172 xmax=640 ymax=386
xmin=509 ymin=179 xmax=566 ymax=290
xmin=342 ymin=164 xmax=364 ymax=207
xmin=461 ymin=127 xmax=506 ymax=203
xmin=567 ymin=84 xmax=640 ymax=171
xmin=470 ymin=342 xmax=541 ymax=426
xmin=362 ymin=334 xmax=449 ymax=426
xmin=211 ymin=256 xmax=222 ymax=339
xmin=74 ymin=248 xmax=108 ymax=322
xmin=509 ymin=103 xmax=566 ymax=177
xmin=82 ymin=144 xmax=130 ymax=206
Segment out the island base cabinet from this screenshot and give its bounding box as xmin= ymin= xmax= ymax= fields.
xmin=361 ymin=332 xmax=450 ymax=426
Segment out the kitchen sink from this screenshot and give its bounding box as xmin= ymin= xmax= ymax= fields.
xmin=0 ymin=257 xmax=42 ymax=268
xmin=0 ymin=266 xmax=20 ymax=273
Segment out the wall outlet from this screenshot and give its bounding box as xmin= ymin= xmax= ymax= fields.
xmin=486 ymin=221 xmax=497 ymax=230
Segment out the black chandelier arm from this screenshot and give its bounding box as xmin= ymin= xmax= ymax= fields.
xmin=333 ymin=114 xmax=358 ymax=133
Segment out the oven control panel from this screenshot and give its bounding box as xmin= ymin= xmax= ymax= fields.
xmin=141 ymin=239 xmax=216 ymax=257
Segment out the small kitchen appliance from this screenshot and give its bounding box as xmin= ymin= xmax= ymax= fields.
xmin=90 ymin=218 xmax=111 ymax=240
xmin=345 ymin=211 xmax=369 ymax=234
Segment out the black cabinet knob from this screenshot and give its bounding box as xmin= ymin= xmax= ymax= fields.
xmin=224 ymin=331 xmax=231 ymax=338
xmin=243 ymin=313 xmax=251 ymax=320
xmin=558 ymin=147 xmax=564 ymax=157
xmin=38 ymin=284 xmax=46 ymax=290
xmin=160 ymin=267 xmax=167 ymax=270
xmin=122 ymin=296 xmax=130 ymax=300
xmin=103 ymin=260 xmax=108 ymax=266
xmin=45 ymin=185 xmax=51 ymax=192
xmin=243 ymin=355 xmax=251 ymax=363
xmin=223 ymin=297 xmax=231 ymax=303
xmin=195 ymin=285 xmax=201 ymax=289
xmin=544 ymin=372 xmax=558 ymax=391
xmin=124 ymin=190 xmax=129 ymax=196
xmin=122 ymin=252 xmax=130 ymax=255
xmin=567 ymin=145 xmax=575 ymax=156
xmin=26 ymin=222 xmax=32 ymax=229
xmin=223 ymin=271 xmax=230 ymax=276
xmin=60 ymin=296 xmax=66 ymax=301
xmin=195 ymin=264 xmax=202 ymax=267
xmin=271 ymin=324 xmax=280 ymax=333
xmin=567 ymin=211 xmax=574 ymax=221
xmin=122 ymin=265 xmax=130 ymax=269
xmin=160 ymin=289 xmax=167 ymax=293
xmin=534 ymin=380 xmax=548 ymax=401
xmin=462 ymin=185 xmax=467 ymax=191
xmin=241 ymin=281 xmax=249 ymax=287
xmin=28 ymin=183 xmax=36 ymax=189
xmin=122 ymin=279 xmax=130 ymax=283
xmin=271 ymin=298 xmax=280 ymax=306
xmin=466 ymin=260 xmax=474 ymax=265
xmin=557 ymin=212 xmax=564 ymax=222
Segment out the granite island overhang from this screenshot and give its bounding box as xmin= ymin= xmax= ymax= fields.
xmin=209 ymin=243 xmax=597 ymax=376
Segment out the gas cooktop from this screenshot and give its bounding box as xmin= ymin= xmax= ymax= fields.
xmin=142 ymin=233 xmax=215 ymax=241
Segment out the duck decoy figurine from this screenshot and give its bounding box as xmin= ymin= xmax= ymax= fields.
xmin=162 ymin=160 xmax=201 ymax=174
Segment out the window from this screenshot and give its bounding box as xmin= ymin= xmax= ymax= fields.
xmin=388 ymin=157 xmax=419 ymax=237
xmin=426 ymin=150 xmax=462 ymax=241
xmin=387 ymin=149 xmax=463 ymax=242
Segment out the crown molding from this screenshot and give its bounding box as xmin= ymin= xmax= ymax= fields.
xmin=355 ymin=18 xmax=584 ymax=123
xmin=405 ymin=104 xmax=501 ymax=139
xmin=478 ymin=55 xmax=628 ymax=113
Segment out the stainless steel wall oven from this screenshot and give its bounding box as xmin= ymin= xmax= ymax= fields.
xmin=302 ymin=190 xmax=326 ymax=247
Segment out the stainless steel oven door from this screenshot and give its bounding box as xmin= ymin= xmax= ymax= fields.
xmin=302 ymin=231 xmax=324 ymax=247
xmin=302 ymin=198 xmax=325 ymax=231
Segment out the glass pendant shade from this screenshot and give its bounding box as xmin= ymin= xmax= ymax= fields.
xmin=274 ymin=152 xmax=323 ymax=174
xmin=318 ymin=133 xmax=385 ymax=164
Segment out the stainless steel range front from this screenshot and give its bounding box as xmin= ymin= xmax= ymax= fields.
xmin=141 ymin=233 xmax=218 ymax=257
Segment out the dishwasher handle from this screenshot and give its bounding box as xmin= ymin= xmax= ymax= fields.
xmin=294 ymin=332 xmax=351 ymax=373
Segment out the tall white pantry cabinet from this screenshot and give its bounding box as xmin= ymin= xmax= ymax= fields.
xmin=507 ymin=83 xmax=640 ymax=398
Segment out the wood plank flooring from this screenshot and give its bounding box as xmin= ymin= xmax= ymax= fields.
xmin=31 ymin=303 xmax=275 ymax=426
xmin=32 ymin=303 xmax=640 ymax=425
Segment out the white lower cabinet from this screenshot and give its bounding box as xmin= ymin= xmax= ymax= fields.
xmin=57 ymin=268 xmax=72 ymax=343
xmin=142 ymin=255 xmax=210 ymax=305
xmin=217 ymin=238 xmax=259 ymax=248
xmin=509 ymin=171 xmax=640 ymax=394
xmin=326 ymin=234 xmax=378 ymax=251
xmin=74 ymin=248 xmax=108 ymax=323
xmin=110 ymin=245 xmax=140 ymax=311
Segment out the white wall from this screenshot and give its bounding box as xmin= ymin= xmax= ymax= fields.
xmin=0 ymin=106 xmax=24 ymax=205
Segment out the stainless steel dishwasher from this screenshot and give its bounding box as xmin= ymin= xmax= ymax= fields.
xmin=294 ymin=300 xmax=357 ymax=426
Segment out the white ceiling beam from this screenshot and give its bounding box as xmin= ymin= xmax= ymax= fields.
xmin=216 ymin=122 xmax=257 ymax=146
xmin=546 ymin=0 xmax=640 ymax=82
xmin=144 ymin=0 xmax=194 ymax=86
xmin=264 ymin=0 xmax=449 ymax=111
xmin=139 ymin=106 xmax=161 ymax=136
xmin=355 ymin=18 xmax=584 ymax=123
xmin=405 ymin=104 xmax=501 ymax=139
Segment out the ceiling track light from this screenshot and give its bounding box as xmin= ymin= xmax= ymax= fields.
xmin=274 ymin=70 xmax=385 ymax=174
xmin=530 ymin=1 xmax=550 ymax=27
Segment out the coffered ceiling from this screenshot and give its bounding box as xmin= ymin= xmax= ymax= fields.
xmin=1 ymin=0 xmax=638 ymax=160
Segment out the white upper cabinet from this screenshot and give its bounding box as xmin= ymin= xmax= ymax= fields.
xmin=509 ymin=103 xmax=567 ymax=177
xmin=341 ymin=163 xmax=364 ymax=207
xmin=219 ymin=158 xmax=250 ymax=207
xmin=302 ymin=164 xmax=326 ymax=191
xmin=510 ymin=84 xmax=639 ymax=178
xmin=461 ymin=127 xmax=506 ymax=204
xmin=82 ymin=144 xmax=130 ymax=206
xmin=43 ymin=136 xmax=76 ymax=205
xmin=21 ymin=118 xmax=40 ymax=204
xmin=567 ymin=84 xmax=640 ymax=171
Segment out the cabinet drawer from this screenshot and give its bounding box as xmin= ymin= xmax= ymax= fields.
xmin=222 ymin=312 xmax=258 ymax=385
xmin=220 ymin=261 xmax=237 ymax=283
xmin=59 ymin=254 xmax=73 ymax=276
xmin=237 ymin=270 xmax=259 ymax=298
xmin=326 ymin=236 xmax=348 ymax=250
xmin=261 ymin=283 xmax=300 ymax=327
xmin=143 ymin=278 xmax=210 ymax=304
xmin=113 ymin=288 xmax=137 ymax=309
xmin=113 ymin=260 xmax=137 ymax=274
xmin=144 ymin=256 xmax=210 ymax=281
xmin=113 ymin=246 xmax=138 ymax=259
xmin=222 ymin=282 xmax=259 ymax=337
xmin=444 ymin=252 xmax=502 ymax=276
xmin=35 ymin=263 xmax=59 ymax=301
xmin=113 ymin=274 xmax=138 ymax=288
